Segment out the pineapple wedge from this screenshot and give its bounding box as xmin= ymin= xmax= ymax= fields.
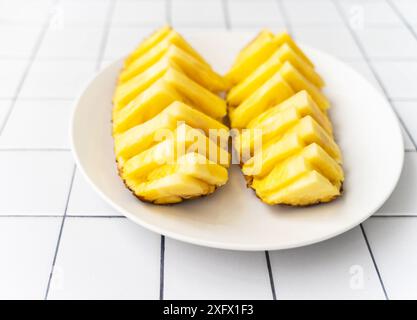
xmin=226 ymin=31 xmax=313 ymax=85
xmin=125 ymin=152 xmax=228 ymax=204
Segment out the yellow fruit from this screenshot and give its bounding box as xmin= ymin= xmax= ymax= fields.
xmin=229 ymin=72 xmax=294 ymax=129
xmin=278 ymin=61 xmax=329 ymax=111
xmin=119 ymin=30 xmax=209 ymax=83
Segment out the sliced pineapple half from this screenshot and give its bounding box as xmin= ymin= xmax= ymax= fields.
xmin=113 ymin=27 xmax=230 ymax=205
xmin=227 ymin=30 xmax=343 ymax=206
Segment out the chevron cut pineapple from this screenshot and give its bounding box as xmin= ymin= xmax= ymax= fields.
xmin=113 ymin=27 xmax=230 ymax=204
xmin=227 ymin=30 xmax=344 ymax=206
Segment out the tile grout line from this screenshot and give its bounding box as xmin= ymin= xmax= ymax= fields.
xmin=360 ymin=224 xmax=389 ymax=300
xmin=0 ymin=0 xmax=60 ymax=135
xmin=222 ymin=0 xmax=231 ymax=30
xmin=159 ymin=236 xmax=165 ymax=300
xmin=95 ymin=0 xmax=116 ymax=70
xmin=166 ymin=0 xmax=172 ymax=26
xmin=265 ymin=251 xmax=277 ymax=300
xmin=331 ymin=0 xmax=417 ymax=152
xmin=44 ymin=164 xmax=76 ymax=300
xmin=276 ymin=0 xmax=293 ymax=35
xmin=386 ymin=0 xmax=417 ymax=42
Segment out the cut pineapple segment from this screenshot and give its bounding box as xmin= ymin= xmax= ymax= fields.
xmin=126 ymin=153 xmax=228 ymax=204
xmin=122 ymin=123 xmax=230 ymax=180
xmin=274 ymin=32 xmax=314 ymax=68
xmin=279 ymin=61 xmax=329 ymax=111
xmin=235 ymin=30 xmax=275 ymax=64
xmin=236 ymin=91 xmax=333 ymax=157
xmin=119 ymin=30 xmax=209 ymax=83
xmin=229 ymin=72 xmax=294 ymax=129
xmin=114 ymin=101 xmax=229 ymax=166
xmin=260 ymin=170 xmax=340 ymax=206
xmin=252 ymin=143 xmax=343 ymax=196
xmin=242 ymin=116 xmax=342 ymax=178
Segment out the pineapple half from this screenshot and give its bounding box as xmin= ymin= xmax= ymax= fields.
xmin=113 ymin=27 xmax=230 ymax=204
xmin=227 ymin=30 xmax=344 ymax=206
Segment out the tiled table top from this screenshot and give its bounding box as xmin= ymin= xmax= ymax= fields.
xmin=0 ymin=0 xmax=416 ymax=300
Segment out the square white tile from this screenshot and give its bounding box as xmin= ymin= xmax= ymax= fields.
xmin=0 ymin=60 xmax=28 ymax=98
xmin=0 ymin=151 xmax=74 ymax=215
xmin=282 ymin=0 xmax=344 ymax=26
xmin=47 ymin=217 xmax=160 ymax=299
xmin=392 ymin=0 xmax=417 ymax=25
xmin=269 ymin=227 xmax=386 ymax=300
xmin=67 ymin=169 xmax=121 ymax=216
xmin=376 ymin=152 xmax=417 ymax=215
xmin=37 ymin=26 xmax=104 ymax=59
xmin=164 ymin=239 xmax=272 ymax=300
xmin=0 ymin=0 xmax=54 ymax=25
xmin=393 ymin=101 xmax=417 ymax=148
xmin=338 ymin=0 xmax=403 ymax=27
xmin=57 ymin=0 xmax=111 ymax=26
xmin=0 ymin=100 xmax=72 ymax=149
xmin=345 ymin=59 xmax=383 ymax=92
xmin=171 ymin=0 xmax=225 ymax=28
xmin=292 ymin=26 xmax=363 ymax=59
xmin=103 ymin=27 xmax=153 ymax=60
xmin=355 ymin=26 xmax=417 ymax=59
xmin=363 ymin=217 xmax=417 ymax=299
xmin=372 ymin=61 xmax=417 ymax=99
xmin=112 ymin=0 xmax=166 ymax=26
xmin=20 ymin=60 xmax=96 ymax=99
xmin=0 ymin=26 xmax=42 ymax=58
xmin=227 ymin=0 xmax=284 ymax=28
xmin=0 ymin=217 xmax=61 ymax=299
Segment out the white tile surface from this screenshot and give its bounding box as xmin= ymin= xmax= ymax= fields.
xmin=376 ymin=152 xmax=417 ymax=215
xmin=58 ymin=0 xmax=110 ymax=26
xmin=269 ymin=227 xmax=385 ymax=300
xmin=400 ymin=123 xmax=416 ymax=151
xmin=37 ymin=26 xmax=104 ymax=59
xmin=67 ymin=169 xmax=121 ymax=216
xmin=345 ymin=59 xmax=382 ymax=92
xmin=283 ymin=0 xmax=344 ymax=26
xmin=0 ymin=217 xmax=61 ymax=299
xmin=363 ymin=217 xmax=417 ymax=299
xmin=0 ymin=0 xmax=54 ymax=25
xmin=47 ymin=218 xmax=160 ymax=299
xmin=228 ymin=0 xmax=284 ymax=28
xmin=164 ymin=239 xmax=272 ymax=300
xmin=0 ymin=60 xmax=28 ymax=98
xmin=20 ymin=60 xmax=96 ymax=99
xmin=0 ymin=100 xmax=71 ymax=149
xmin=372 ymin=61 xmax=417 ymax=99
xmin=394 ymin=101 xmax=417 ymax=148
xmin=0 ymin=26 xmax=42 ymax=58
xmin=171 ymin=0 xmax=225 ymax=28
xmin=103 ymin=27 xmax=153 ymax=60
xmin=355 ymin=26 xmax=417 ymax=59
xmin=0 ymin=100 xmax=11 ymax=128
xmin=292 ymin=26 xmax=363 ymax=59
xmin=112 ymin=0 xmax=166 ymax=26
xmin=338 ymin=0 xmax=403 ymax=27
xmin=0 ymin=151 xmax=74 ymax=215
xmin=392 ymin=0 xmax=417 ymax=25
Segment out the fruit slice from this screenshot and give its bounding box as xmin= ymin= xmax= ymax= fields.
xmin=279 ymin=61 xmax=329 ymax=111
xmin=114 ymin=101 xmax=229 ymax=166
xmin=229 ymin=72 xmax=294 ymax=129
xmin=126 ymin=153 xmax=228 ymax=204
xmin=119 ymin=30 xmax=209 ymax=83
xmin=122 ymin=123 xmax=230 ymax=180
xmin=274 ymin=32 xmax=314 ymax=68
xmin=260 ymin=170 xmax=340 ymax=206
xmin=252 ymin=143 xmax=343 ymax=196
xmin=242 ymin=116 xmax=342 ymax=178
xmin=113 ymin=80 xmax=183 ymax=134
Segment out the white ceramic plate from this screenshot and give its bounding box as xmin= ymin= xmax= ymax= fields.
xmin=71 ymin=31 xmax=404 ymax=251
